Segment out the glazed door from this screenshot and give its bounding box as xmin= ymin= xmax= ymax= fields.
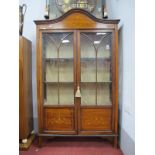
xmin=41 ymin=31 xmax=77 ymax=134
xmin=40 ymin=30 xmax=114 ymax=135
xmin=77 ymin=30 xmax=114 ymax=134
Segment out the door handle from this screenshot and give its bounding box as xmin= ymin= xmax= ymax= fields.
xmin=75 ymin=85 xmax=81 ymax=97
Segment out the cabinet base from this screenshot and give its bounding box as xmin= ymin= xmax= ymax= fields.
xmin=37 ymin=134 xmax=118 ymax=148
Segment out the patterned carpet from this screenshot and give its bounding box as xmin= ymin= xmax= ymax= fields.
xmin=20 ymin=137 xmax=124 ymax=155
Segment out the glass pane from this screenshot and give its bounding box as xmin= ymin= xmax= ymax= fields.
xmin=59 ymin=59 xmax=73 ymax=82
xmin=97 ymin=33 xmax=112 ymax=82
xmin=43 ymin=34 xmax=60 ymax=58
xmin=59 ymin=34 xmax=73 ymax=59
xmin=81 ymin=83 xmax=96 ymax=106
xmin=81 ymin=34 xmax=96 ymax=82
xmin=97 ymin=32 xmax=112 ymax=105
xmin=97 ymin=83 xmax=112 ymax=105
xmin=80 ymin=32 xmax=112 ymax=106
xmin=59 ymin=33 xmax=73 ymax=82
xmin=80 ymin=33 xmax=96 ymax=106
xmin=42 ymin=32 xmax=74 ymax=105
xmin=80 ymin=34 xmax=96 ymax=58
xmin=46 ymin=60 xmax=58 ymax=82
xmin=81 ymin=59 xmax=96 ymax=82
xmin=45 ymin=84 xmax=58 ymax=105
xmin=97 ymin=59 xmax=111 ymax=82
xmin=59 ymin=83 xmax=74 ymax=105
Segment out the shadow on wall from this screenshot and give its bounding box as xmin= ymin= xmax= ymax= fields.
xmin=118 ymin=25 xmax=123 ymax=145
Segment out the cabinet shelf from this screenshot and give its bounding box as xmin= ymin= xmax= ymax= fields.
xmin=43 ymin=104 xmax=74 ymax=108
xmin=81 ymin=58 xmax=110 ymax=61
xmin=44 ymin=81 xmax=112 ymax=84
xmin=44 ymin=81 xmax=73 ymax=84
xmin=44 ymin=58 xmax=110 ymax=62
xmin=45 ymin=58 xmax=73 ymax=62
xmin=81 ymin=81 xmax=112 ymax=83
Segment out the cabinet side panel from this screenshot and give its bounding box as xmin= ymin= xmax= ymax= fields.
xmin=19 ymin=37 xmax=33 ymax=139
xmin=37 ymin=28 xmax=44 ymax=133
xmin=19 ymin=37 xmax=26 ymax=139
xmin=23 ymin=38 xmax=33 ymax=136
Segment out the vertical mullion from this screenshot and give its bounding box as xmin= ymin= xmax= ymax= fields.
xmin=58 ymin=48 xmax=60 ymax=105
xmin=77 ymin=31 xmax=81 ymax=133
xmin=110 ymin=35 xmax=112 ymax=103
xmin=95 ymin=48 xmax=97 ymax=106
xmin=43 ymin=39 xmax=46 ymax=102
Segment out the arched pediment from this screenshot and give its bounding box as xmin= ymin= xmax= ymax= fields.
xmin=34 ymin=9 xmax=120 ymax=30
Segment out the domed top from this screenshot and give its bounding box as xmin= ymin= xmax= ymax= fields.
xmin=34 ymin=9 xmax=120 ymax=25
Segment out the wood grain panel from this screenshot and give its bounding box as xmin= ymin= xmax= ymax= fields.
xmin=19 ymin=36 xmax=33 ymax=139
xmin=80 ymin=108 xmax=112 ymax=131
xmin=44 ymin=108 xmax=74 ymax=131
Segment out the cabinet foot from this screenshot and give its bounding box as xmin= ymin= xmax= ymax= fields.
xmin=31 ymin=130 xmax=35 ymax=134
xmin=38 ymin=136 xmax=42 ymax=148
xmin=113 ymin=137 xmax=118 ymax=148
xmin=22 ymin=139 xmax=28 ymax=144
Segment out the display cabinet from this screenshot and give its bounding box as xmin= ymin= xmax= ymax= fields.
xmin=35 ymin=9 xmax=119 ymax=147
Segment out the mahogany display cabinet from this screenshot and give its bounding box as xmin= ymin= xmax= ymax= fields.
xmin=34 ymin=9 xmax=120 ymax=147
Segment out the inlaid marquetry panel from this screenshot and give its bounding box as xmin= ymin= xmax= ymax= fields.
xmin=81 ymin=108 xmax=112 ymax=131
xmin=44 ymin=108 xmax=74 ymax=131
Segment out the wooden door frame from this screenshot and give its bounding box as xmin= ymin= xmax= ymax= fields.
xmin=76 ymin=29 xmax=117 ymax=135
xmin=37 ymin=29 xmax=78 ymax=134
xmin=37 ymin=28 xmax=118 ymax=136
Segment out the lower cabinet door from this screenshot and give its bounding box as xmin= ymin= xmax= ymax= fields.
xmin=78 ymin=108 xmax=113 ymax=134
xmin=43 ymin=107 xmax=77 ymax=134
xmin=43 ymin=107 xmax=113 ymax=135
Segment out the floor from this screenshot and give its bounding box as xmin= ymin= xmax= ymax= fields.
xmin=20 ymin=137 xmax=124 ymax=155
